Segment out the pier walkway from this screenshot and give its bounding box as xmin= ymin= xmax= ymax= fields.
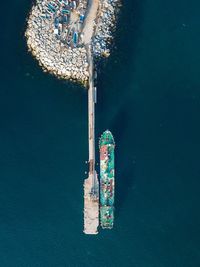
xmin=83 ymin=46 xmax=99 ymax=234
xmin=82 ymin=0 xmax=99 ymax=44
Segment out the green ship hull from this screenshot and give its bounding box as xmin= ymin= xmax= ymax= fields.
xmin=99 ymin=130 xmax=115 ymax=229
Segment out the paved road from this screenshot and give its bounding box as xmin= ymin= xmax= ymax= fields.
xmin=82 ymin=0 xmax=99 ymax=44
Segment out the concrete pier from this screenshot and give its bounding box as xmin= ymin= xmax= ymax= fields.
xmin=83 ymin=47 xmax=99 ymax=234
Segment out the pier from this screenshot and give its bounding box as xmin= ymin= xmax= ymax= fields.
xmin=25 ymin=0 xmax=120 ymax=235
xmin=83 ymin=46 xmax=99 ymax=234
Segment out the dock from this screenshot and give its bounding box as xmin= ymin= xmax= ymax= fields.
xmin=83 ymin=46 xmax=99 ymax=234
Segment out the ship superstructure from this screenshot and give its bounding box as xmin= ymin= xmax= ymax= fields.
xmin=99 ymin=130 xmax=115 ymax=229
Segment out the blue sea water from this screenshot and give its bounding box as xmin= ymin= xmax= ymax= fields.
xmin=0 ymin=0 xmax=200 ymax=266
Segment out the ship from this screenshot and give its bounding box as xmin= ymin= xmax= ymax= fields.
xmin=99 ymin=130 xmax=115 ymax=229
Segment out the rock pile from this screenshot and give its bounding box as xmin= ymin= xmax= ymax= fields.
xmin=25 ymin=2 xmax=89 ymax=84
xmin=25 ymin=0 xmax=121 ymax=84
xmin=93 ymin=0 xmax=121 ymax=57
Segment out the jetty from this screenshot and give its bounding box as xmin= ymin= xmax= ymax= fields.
xmin=82 ymin=0 xmax=100 ymax=234
xmin=25 ymin=0 xmax=121 ymax=234
xmin=83 ymin=46 xmax=99 ymax=234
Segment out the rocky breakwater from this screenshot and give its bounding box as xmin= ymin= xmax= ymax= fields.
xmin=25 ymin=0 xmax=121 ymax=85
xmin=93 ymin=0 xmax=121 ymax=57
xmin=25 ymin=1 xmax=89 ymax=84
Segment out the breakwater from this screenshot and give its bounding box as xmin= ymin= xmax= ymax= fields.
xmin=25 ymin=0 xmax=121 ymax=84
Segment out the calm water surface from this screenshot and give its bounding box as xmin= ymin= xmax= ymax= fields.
xmin=0 ymin=0 xmax=200 ymax=266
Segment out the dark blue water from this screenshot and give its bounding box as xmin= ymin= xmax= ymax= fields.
xmin=0 ymin=0 xmax=200 ymax=266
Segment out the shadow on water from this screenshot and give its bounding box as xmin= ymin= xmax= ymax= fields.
xmin=96 ymin=0 xmax=146 ymax=117
xmin=109 ymin=0 xmax=146 ymax=216
xmin=99 ymin=0 xmax=145 ymax=70
xmin=96 ymin=0 xmax=146 ymax=217
xmin=115 ymin=0 xmax=145 ymax=58
xmin=110 ymin=104 xmax=136 ymax=216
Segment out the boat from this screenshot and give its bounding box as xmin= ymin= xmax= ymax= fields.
xmin=99 ymin=130 xmax=115 ymax=229
xmin=73 ymin=31 xmax=78 ymax=47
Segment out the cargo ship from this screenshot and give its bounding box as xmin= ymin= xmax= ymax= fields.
xmin=99 ymin=130 xmax=115 ymax=229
